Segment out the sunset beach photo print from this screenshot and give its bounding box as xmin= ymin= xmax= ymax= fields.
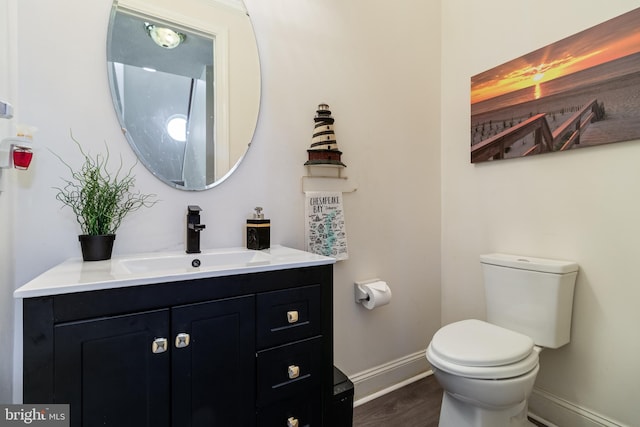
xmin=471 ymin=7 xmax=640 ymax=163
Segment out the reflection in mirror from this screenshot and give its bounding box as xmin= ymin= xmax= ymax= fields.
xmin=107 ymin=0 xmax=260 ymax=190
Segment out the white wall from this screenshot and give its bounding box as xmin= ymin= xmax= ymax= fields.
xmin=5 ymin=0 xmax=441 ymax=401
xmin=441 ymin=1 xmax=640 ymax=426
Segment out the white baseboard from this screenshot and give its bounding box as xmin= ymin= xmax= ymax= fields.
xmin=353 ymin=370 xmax=432 ymax=407
xmin=529 ymin=387 xmax=628 ymax=427
xmin=349 ymin=349 xmax=431 ymax=405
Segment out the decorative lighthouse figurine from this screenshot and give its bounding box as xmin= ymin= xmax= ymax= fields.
xmin=304 ymin=103 xmax=346 ymax=168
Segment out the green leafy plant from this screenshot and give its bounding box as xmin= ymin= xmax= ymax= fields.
xmin=52 ymin=131 xmax=157 ymax=236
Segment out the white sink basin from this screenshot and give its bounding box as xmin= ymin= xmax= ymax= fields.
xmin=14 ymin=245 xmax=336 ymax=299
xmin=120 ymin=248 xmax=272 ymax=274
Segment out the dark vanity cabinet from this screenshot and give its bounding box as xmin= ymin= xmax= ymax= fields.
xmin=22 ymin=265 xmax=333 ymax=427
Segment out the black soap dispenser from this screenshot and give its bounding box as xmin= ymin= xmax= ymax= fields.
xmin=246 ymin=207 xmax=270 ymax=250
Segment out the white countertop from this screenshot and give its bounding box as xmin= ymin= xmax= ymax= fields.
xmin=14 ymin=245 xmax=335 ymax=299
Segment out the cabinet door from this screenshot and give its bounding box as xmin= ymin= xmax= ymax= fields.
xmin=256 ymin=336 xmax=323 ymax=407
xmin=54 ymin=309 xmax=170 ymax=427
xmin=172 ymin=295 xmax=256 ymax=427
xmin=256 ymin=285 xmax=322 ymax=349
xmin=256 ymin=392 xmax=322 ymax=427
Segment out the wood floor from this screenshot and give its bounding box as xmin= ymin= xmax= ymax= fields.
xmin=352 ymin=375 xmax=547 ymax=427
xmin=353 ymin=375 xmax=442 ymax=426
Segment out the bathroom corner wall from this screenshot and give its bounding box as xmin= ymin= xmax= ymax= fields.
xmin=441 ymin=1 xmax=640 ymax=425
xmin=245 ymin=0 xmax=442 ymax=395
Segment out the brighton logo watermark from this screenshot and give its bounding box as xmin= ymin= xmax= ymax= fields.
xmin=0 ymin=405 xmax=69 ymax=426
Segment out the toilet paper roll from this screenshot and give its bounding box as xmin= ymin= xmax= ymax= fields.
xmin=361 ymin=281 xmax=392 ymax=310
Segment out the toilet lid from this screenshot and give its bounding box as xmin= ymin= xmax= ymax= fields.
xmin=430 ymin=319 xmax=534 ymax=367
xmin=426 ymin=343 xmax=539 ymax=379
xmin=426 ymin=319 xmax=538 ymax=380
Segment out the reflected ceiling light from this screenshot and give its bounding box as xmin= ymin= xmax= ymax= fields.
xmin=167 ymin=115 xmax=187 ymax=142
xmin=145 ymin=23 xmax=186 ymax=49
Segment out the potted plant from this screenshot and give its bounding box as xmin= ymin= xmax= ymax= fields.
xmin=53 ymin=131 xmax=157 ymax=261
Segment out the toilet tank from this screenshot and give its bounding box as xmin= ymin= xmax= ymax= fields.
xmin=480 ymin=253 xmax=579 ymax=348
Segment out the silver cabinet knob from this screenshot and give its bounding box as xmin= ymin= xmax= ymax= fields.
xmin=287 ymin=310 xmax=299 ymax=324
xmin=152 ymin=338 xmax=168 ymax=354
xmin=175 ymin=333 xmax=190 ymax=348
xmin=287 ymin=416 xmax=299 ymax=427
xmin=288 ymin=365 xmax=300 ymax=379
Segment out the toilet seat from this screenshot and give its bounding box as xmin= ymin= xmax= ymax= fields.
xmin=427 ymin=319 xmax=539 ymax=380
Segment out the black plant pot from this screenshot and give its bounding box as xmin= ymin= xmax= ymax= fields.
xmin=79 ymin=234 xmax=116 ymax=261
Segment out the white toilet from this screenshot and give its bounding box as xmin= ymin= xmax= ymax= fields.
xmin=426 ymin=253 xmax=578 ymax=427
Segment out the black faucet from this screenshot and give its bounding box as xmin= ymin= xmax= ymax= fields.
xmin=186 ymin=205 xmax=206 ymax=254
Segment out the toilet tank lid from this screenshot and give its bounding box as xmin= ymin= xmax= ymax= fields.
xmin=480 ymin=253 xmax=578 ymax=274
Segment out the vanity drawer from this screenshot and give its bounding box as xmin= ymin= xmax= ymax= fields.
xmin=256 ymin=392 xmax=322 ymax=427
xmin=256 ymin=336 xmax=323 ymax=407
xmin=256 ymin=285 xmax=322 ymax=349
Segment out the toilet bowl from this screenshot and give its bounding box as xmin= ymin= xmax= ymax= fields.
xmin=427 ymin=319 xmax=541 ymax=426
xmin=426 ymin=253 xmax=579 ymax=427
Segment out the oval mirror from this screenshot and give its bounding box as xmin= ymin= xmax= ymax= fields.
xmin=106 ymin=0 xmax=261 ymax=190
